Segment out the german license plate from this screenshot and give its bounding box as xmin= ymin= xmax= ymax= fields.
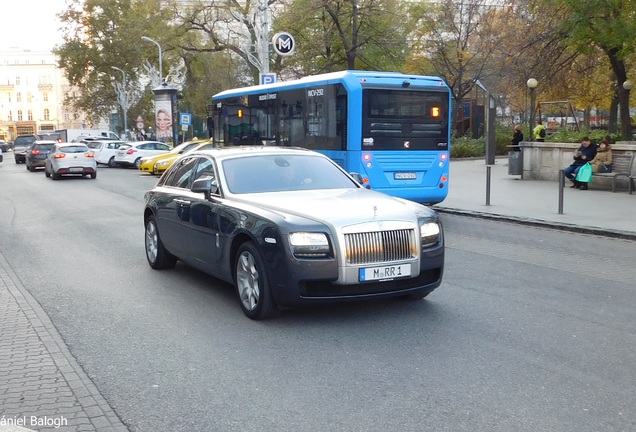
xmin=70 ymin=167 xmax=83 ymax=172
xmin=394 ymin=172 xmax=416 ymax=180
xmin=359 ymin=264 xmax=411 ymax=282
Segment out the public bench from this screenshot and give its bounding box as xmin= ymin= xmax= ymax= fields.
xmin=592 ymin=153 xmax=636 ymax=193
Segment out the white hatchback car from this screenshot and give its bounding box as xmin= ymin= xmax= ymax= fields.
xmin=45 ymin=143 xmax=97 ymax=180
xmin=86 ymin=140 xmax=127 ymax=167
xmin=114 ymin=141 xmax=171 ymax=168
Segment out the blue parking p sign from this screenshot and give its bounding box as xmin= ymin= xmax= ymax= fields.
xmin=260 ymin=73 xmax=276 ymax=85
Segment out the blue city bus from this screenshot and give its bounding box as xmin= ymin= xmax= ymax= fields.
xmin=210 ymin=70 xmax=451 ymax=204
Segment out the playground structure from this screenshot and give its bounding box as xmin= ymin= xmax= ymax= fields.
xmin=534 ymin=100 xmax=581 ymax=132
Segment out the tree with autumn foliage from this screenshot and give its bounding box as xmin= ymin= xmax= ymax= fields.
xmin=272 ymin=0 xmax=410 ymax=77
xmin=538 ymin=0 xmax=636 ymax=138
xmin=406 ymin=0 xmax=516 ymax=135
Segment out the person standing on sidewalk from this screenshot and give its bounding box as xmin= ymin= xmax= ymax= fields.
xmin=564 ymin=137 xmax=597 ymax=190
xmin=511 ymin=125 xmax=524 ymax=151
xmin=533 ymin=121 xmax=547 ymax=142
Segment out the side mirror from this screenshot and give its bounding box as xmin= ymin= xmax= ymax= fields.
xmin=192 ymin=177 xmax=219 ymax=199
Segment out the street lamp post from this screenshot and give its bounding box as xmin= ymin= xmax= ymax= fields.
xmin=141 ymin=36 xmax=163 ymax=84
xmin=111 ymin=66 xmax=128 ymax=139
xmin=622 ymin=79 xmax=633 ymax=140
xmin=527 ymin=78 xmax=538 ymax=140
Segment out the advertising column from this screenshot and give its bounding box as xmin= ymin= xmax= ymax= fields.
xmin=152 ymin=83 xmax=178 ymax=145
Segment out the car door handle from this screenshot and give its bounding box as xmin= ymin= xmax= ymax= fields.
xmin=174 ymin=199 xmax=191 ymax=207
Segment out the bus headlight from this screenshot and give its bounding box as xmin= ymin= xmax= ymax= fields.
xmin=289 ymin=232 xmax=331 ymax=258
xmin=420 ymin=221 xmax=440 ymax=248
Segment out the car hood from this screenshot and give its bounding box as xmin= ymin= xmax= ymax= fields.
xmin=234 ymin=188 xmax=435 ymax=225
xmin=143 ymin=153 xmax=174 ymax=162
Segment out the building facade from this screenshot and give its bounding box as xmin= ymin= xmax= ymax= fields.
xmin=0 ymin=48 xmax=108 ymax=141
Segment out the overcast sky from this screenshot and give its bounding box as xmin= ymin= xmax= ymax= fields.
xmin=2 ymin=0 xmax=67 ymax=51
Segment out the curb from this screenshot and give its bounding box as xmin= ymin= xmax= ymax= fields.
xmin=435 ymin=207 xmax=636 ymax=241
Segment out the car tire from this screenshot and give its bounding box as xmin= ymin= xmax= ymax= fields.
xmin=144 ymin=215 xmax=177 ymax=269
xmin=134 ymin=157 xmax=142 ymax=169
xmin=108 ymin=156 xmax=117 ymax=168
xmin=90 ymin=172 xmax=97 ymax=179
xmin=234 ymin=242 xmax=278 ymax=320
xmin=45 ymin=169 xmax=50 ymax=178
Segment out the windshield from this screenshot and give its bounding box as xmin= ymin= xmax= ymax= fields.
xmin=222 ymin=154 xmax=357 ymax=194
xmin=14 ymin=136 xmax=38 ymax=148
xmin=34 ymin=144 xmax=55 ymax=151
xmin=60 ymin=145 xmax=89 ymax=153
xmin=362 ymin=89 xmax=449 ymax=150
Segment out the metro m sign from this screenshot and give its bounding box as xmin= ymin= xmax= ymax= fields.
xmin=272 ymin=32 xmax=296 ymax=56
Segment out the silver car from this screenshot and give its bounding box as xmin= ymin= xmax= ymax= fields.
xmin=45 ymin=143 xmax=97 ymax=180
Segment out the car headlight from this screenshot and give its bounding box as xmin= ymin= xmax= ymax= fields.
xmin=420 ymin=221 xmax=440 ymax=248
xmin=289 ymin=232 xmax=331 ymax=258
xmin=156 ymin=160 xmax=170 ymax=168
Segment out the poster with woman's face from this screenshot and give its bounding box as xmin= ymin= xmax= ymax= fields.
xmin=155 ymin=100 xmax=173 ymax=141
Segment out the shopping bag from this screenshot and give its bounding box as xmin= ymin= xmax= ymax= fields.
xmin=575 ymin=162 xmax=593 ymax=183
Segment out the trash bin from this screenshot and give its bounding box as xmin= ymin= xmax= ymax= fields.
xmin=508 ymin=148 xmax=523 ymax=175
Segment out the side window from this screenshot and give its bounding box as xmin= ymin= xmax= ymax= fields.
xmin=138 ymin=144 xmax=151 ymax=150
xmin=158 ymin=143 xmax=171 ymax=151
xmin=163 ymin=157 xmax=198 ymax=189
xmin=193 ymin=157 xmax=216 ymax=183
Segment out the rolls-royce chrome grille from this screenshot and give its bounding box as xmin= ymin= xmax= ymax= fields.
xmin=345 ymin=229 xmax=417 ymax=265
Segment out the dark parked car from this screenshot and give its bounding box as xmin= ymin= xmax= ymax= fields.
xmin=26 ymin=141 xmax=56 ymax=171
xmin=13 ymin=135 xmax=40 ymax=164
xmin=0 ymin=140 xmax=8 ymax=163
xmin=143 ymin=147 xmax=445 ymax=320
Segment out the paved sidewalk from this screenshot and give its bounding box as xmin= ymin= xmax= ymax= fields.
xmin=0 ymin=252 xmax=128 ymax=432
xmin=437 ymin=158 xmax=636 ymax=240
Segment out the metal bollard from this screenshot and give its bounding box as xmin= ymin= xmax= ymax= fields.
xmin=558 ymin=169 xmax=564 ymax=214
xmin=486 ymin=165 xmax=492 ymax=206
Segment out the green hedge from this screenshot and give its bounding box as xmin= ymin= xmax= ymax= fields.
xmin=450 ymin=126 xmax=617 ymax=158
xmin=450 ymin=125 xmax=512 ymax=158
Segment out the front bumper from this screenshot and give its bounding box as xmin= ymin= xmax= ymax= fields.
xmin=267 ymin=242 xmax=444 ymax=306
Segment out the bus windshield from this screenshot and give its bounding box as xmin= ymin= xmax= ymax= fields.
xmin=362 ymin=89 xmax=449 ymax=151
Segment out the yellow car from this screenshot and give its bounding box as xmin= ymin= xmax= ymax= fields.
xmin=138 ymin=139 xmax=210 ymax=174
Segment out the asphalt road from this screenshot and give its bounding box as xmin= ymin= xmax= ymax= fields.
xmin=0 ymin=160 xmax=635 ymax=432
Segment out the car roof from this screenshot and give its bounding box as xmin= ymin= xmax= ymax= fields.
xmin=33 ymin=140 xmax=58 ymax=145
xmin=90 ymin=139 xmax=126 ymax=143
xmin=187 ymin=146 xmax=320 ymax=162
